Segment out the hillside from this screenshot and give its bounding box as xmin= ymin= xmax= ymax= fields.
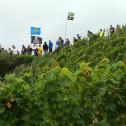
xmin=38 ymin=25 xmax=126 ymax=73
xmin=0 ymin=25 xmax=126 ymax=126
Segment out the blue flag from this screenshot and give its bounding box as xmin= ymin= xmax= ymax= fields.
xmin=31 ymin=27 xmax=41 ymax=35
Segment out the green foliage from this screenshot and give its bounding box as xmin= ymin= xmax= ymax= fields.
xmin=0 ymin=60 xmax=126 ymax=125
xmin=16 ymin=55 xmax=33 ymax=65
xmin=39 ymin=27 xmax=126 ymax=73
xmin=0 ymin=53 xmax=33 ymax=77
xmin=0 ymin=53 xmax=16 ymax=77
xmin=0 ymin=25 xmax=126 ymax=125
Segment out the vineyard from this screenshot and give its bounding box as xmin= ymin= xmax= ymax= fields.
xmin=0 ymin=25 xmax=126 ymax=126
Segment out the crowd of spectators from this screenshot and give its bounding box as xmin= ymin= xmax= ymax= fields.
xmin=0 ymin=25 xmax=116 ymax=56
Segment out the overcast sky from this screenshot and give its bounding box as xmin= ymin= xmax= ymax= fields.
xmin=0 ymin=0 xmax=126 ymax=49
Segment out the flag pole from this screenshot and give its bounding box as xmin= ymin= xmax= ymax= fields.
xmin=65 ymin=17 xmax=68 ymax=42
xmin=65 ymin=12 xmax=74 ymax=42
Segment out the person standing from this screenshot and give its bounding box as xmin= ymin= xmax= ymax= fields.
xmin=87 ymin=31 xmax=93 ymax=38
xmin=109 ymin=25 xmax=115 ymax=34
xmin=8 ymin=48 xmax=13 ymax=55
xmin=98 ymin=29 xmax=105 ymax=38
xmin=43 ymin=42 xmax=48 ymax=54
xmin=12 ymin=45 xmax=18 ymax=55
xmin=37 ymin=45 xmax=42 ymax=55
xmin=65 ymin=38 xmax=70 ymax=45
xmin=77 ymin=34 xmax=81 ymax=40
xmin=49 ymin=40 xmax=53 ymax=53
xmin=21 ymin=45 xmax=27 ymax=55
xmin=59 ymin=37 xmax=64 ymax=46
xmin=32 ymin=44 xmax=37 ymax=56
xmin=1 ymin=48 xmax=4 ymax=53
xmin=56 ymin=40 xmax=60 ymax=49
xmin=27 ymin=45 xmax=33 ymax=55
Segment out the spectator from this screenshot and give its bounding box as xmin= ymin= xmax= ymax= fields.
xmin=109 ymin=25 xmax=115 ymax=34
xmin=21 ymin=45 xmax=27 ymax=55
xmin=87 ymin=31 xmax=93 ymax=38
xmin=8 ymin=48 xmax=13 ymax=55
xmin=73 ymin=37 xmax=77 ymax=43
xmin=1 ymin=48 xmax=7 ymax=53
xmin=77 ymin=34 xmax=81 ymax=40
xmin=43 ymin=42 xmax=48 ymax=54
xmin=87 ymin=31 xmax=98 ymax=41
xmin=49 ymin=40 xmax=53 ymax=53
xmin=59 ymin=37 xmax=64 ymax=46
xmin=32 ymin=44 xmax=37 ymax=56
xmin=12 ymin=45 xmax=17 ymax=55
xmin=0 ymin=48 xmax=4 ymax=53
xmin=34 ymin=48 xmax=38 ymax=56
xmin=37 ymin=45 xmax=42 ymax=55
xmin=99 ymin=29 xmax=105 ymax=38
xmin=56 ymin=40 xmax=60 ymax=49
xmin=65 ymin=38 xmax=70 ymax=45
xmin=27 ymin=45 xmax=33 ymax=55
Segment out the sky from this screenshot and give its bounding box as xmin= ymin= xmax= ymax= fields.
xmin=0 ymin=0 xmax=126 ymax=49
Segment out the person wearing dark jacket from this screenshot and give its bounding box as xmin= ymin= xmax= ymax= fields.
xmin=77 ymin=34 xmax=81 ymax=40
xmin=43 ymin=42 xmax=48 ymax=54
xmin=109 ymin=25 xmax=115 ymax=34
xmin=49 ymin=40 xmax=53 ymax=53
xmin=21 ymin=45 xmax=27 ymax=55
xmin=27 ymin=45 xmax=32 ymax=55
xmin=59 ymin=37 xmax=64 ymax=46
xmin=65 ymin=38 xmax=70 ymax=45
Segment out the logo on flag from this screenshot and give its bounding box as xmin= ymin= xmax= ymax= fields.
xmin=67 ymin=12 xmax=75 ymax=20
xmin=31 ymin=27 xmax=41 ymax=35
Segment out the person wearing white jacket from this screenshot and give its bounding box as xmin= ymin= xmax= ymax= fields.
xmin=12 ymin=45 xmax=18 ymax=55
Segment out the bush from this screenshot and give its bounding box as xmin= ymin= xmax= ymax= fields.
xmin=0 ymin=53 xmax=33 ymax=77
xmin=16 ymin=55 xmax=33 ymax=65
xmin=0 ymin=24 xmax=126 ymax=125
xmin=0 ymin=60 xmax=125 ymax=125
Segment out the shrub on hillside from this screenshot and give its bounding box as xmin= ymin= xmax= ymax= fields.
xmin=0 ymin=60 xmax=125 ymax=125
xmin=0 ymin=53 xmax=33 ymax=77
xmin=16 ymin=55 xmax=33 ymax=65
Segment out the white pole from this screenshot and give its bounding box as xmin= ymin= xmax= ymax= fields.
xmin=65 ymin=17 xmax=68 ymax=42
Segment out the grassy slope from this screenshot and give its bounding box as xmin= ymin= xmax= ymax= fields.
xmin=38 ymin=25 xmax=126 ymax=73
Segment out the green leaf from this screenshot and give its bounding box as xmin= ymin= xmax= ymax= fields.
xmin=0 ymin=107 xmax=5 ymax=114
